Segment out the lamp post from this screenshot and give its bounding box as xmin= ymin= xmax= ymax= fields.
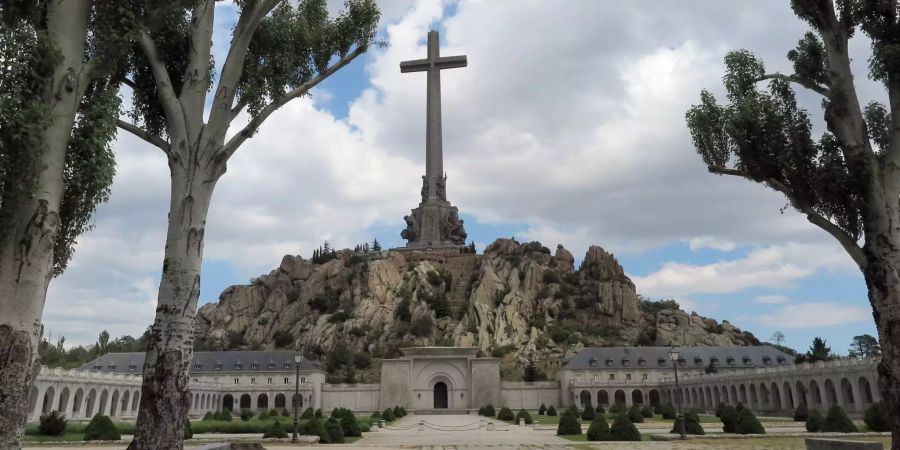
xmin=668 ymin=348 xmax=686 ymax=439
xmin=291 ymin=354 xmax=304 ymax=443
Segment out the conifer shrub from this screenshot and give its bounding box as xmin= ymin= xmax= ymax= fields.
xmin=595 ymin=404 xmax=605 ymax=414
xmin=824 ymin=404 xmax=858 ymax=433
xmin=715 ymin=402 xmax=726 ymax=418
xmin=301 ymin=407 xmax=315 ymax=420
xmin=240 ymin=409 xmax=253 ymax=421
xmin=661 ymin=403 xmax=676 ymax=420
xmin=202 ymin=411 xmax=214 ymax=421
xmin=371 ymin=410 xmax=381 ymax=420
xmin=263 ymin=420 xmax=287 ymax=439
xmin=609 ymin=402 xmax=627 ymax=414
xmin=568 ymin=404 xmax=580 ymax=417
xmin=183 ymin=417 xmax=193 ymax=439
xmin=38 ymin=411 xmax=67 ymax=436
xmin=83 ymin=414 xmax=121 ymax=441
xmin=325 ymin=418 xmax=345 ymax=443
xmin=399 ymin=407 xmax=407 ymax=416
xmin=516 ymin=409 xmax=533 ymax=424
xmin=546 ymin=405 xmax=557 ymax=416
xmin=556 ymin=410 xmax=582 ymax=435
xmin=538 ymin=403 xmax=547 ymax=415
xmin=483 ymin=404 xmax=496 ymax=417
xmin=339 ymin=410 xmax=361 ymax=437
xmin=736 ymin=402 xmax=745 ymax=412
xmin=641 ymin=405 xmax=654 ymax=418
xmin=654 ymin=403 xmax=664 ymax=415
xmin=581 ymin=402 xmax=596 ymax=421
xmin=315 ymin=408 xmax=323 ymax=418
xmin=627 ymin=404 xmax=644 ymax=423
xmin=258 ymin=411 xmax=269 ymax=421
xmin=864 ymin=402 xmax=890 ymax=432
xmin=806 ymin=409 xmax=825 ymax=432
xmin=281 ymin=408 xmax=290 ymax=417
xmin=393 ymin=406 xmax=402 ymax=418
xmin=219 ymin=409 xmax=233 ymax=421
xmin=793 ymin=402 xmax=808 ymax=421
xmin=586 ymin=415 xmax=609 ymax=441
xmin=608 ymin=414 xmax=641 ymax=441
xmin=478 ymin=406 xmax=486 ymax=416
xmin=735 ymin=408 xmax=765 ymax=434
xmin=683 ymin=410 xmax=705 ymax=435
xmin=302 ymin=416 xmax=330 ymax=443
xmin=382 ymin=407 xmax=395 ymax=421
xmin=497 ymin=406 xmax=515 ymax=421
xmin=720 ymin=405 xmax=740 ymax=433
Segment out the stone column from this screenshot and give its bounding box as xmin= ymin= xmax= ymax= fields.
xmin=849 ymin=380 xmax=863 ymax=413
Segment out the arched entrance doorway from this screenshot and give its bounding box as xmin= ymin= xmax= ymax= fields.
xmin=433 ymin=382 xmax=448 ymax=409
xmin=223 ymin=394 xmax=234 ymax=412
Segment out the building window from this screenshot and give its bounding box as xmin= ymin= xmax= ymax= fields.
xmin=284 ymin=377 xmax=290 ymax=384
xmin=301 ymin=377 xmax=306 ymax=383
xmin=589 ymin=357 xmax=598 ymax=367
xmin=622 ymin=359 xmax=630 ymax=367
xmin=107 ymin=365 xmax=117 ymax=371
xmin=637 ymin=358 xmax=646 ymax=367
xmin=762 ymin=356 xmax=772 ymax=365
xmin=777 ymin=356 xmax=787 ymax=364
xmin=234 ymin=363 xmax=242 ymax=370
xmin=642 ymin=373 xmax=648 ymax=380
xmin=268 ymin=362 xmax=276 ymax=369
xmin=608 ymin=374 xmax=615 ymax=380
xmin=605 ymin=358 xmax=613 ymax=367
xmin=710 ymin=357 xmax=719 ymax=365
xmin=129 ymin=364 xmax=137 ymax=371
xmin=250 ymin=378 xmax=256 ymax=385
xmin=677 ymin=357 xmax=686 ymax=365
xmin=193 ymin=378 xmax=198 ymax=382
xmin=234 ymin=378 xmax=239 ymax=385
xmin=726 ymin=357 xmax=735 ymax=366
xmin=284 ymin=363 xmax=292 ymax=369
xmin=626 ymin=373 xmax=632 ymax=381
xmin=194 ymin=363 xmax=202 ymax=370
xmin=250 ymin=363 xmax=259 ymax=369
xmin=742 ymin=357 xmax=752 ymax=365
xmin=694 ymin=357 xmax=703 ymax=365
xmin=214 ymin=363 xmax=222 ymax=370
xmin=267 ymin=378 xmax=273 ymax=385
xmin=657 ymin=358 xmax=666 ymax=366
xmin=93 ymin=365 xmax=102 ymax=371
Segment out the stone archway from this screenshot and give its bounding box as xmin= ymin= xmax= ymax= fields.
xmin=223 ymin=394 xmax=234 ymax=412
xmin=434 ymin=382 xmax=449 ymax=409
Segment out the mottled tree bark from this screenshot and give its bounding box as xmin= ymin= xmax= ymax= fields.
xmin=0 ymin=1 xmax=93 ymax=448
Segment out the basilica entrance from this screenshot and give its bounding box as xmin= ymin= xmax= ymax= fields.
xmin=433 ymin=382 xmax=448 ymax=409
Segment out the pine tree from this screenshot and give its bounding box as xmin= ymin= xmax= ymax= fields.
xmin=372 ymin=238 xmax=382 ymax=251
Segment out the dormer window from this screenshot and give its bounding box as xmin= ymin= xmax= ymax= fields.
xmin=93 ymin=365 xmax=103 ymax=371
xmin=284 ymin=362 xmax=292 ymax=369
xmin=657 ymin=358 xmax=667 ymax=366
xmin=678 ymin=357 xmax=686 ymax=365
xmin=622 ymin=358 xmax=630 ymax=367
xmin=214 ymin=362 xmax=222 ymax=370
xmin=710 ymin=357 xmax=719 ymax=365
xmin=107 ymin=365 xmax=116 ymax=371
xmin=637 ymin=358 xmax=646 ymax=367
xmin=589 ymin=357 xmax=598 ymax=367
xmin=234 ymin=363 xmax=242 ymax=370
xmin=762 ymin=356 xmax=772 ymax=365
xmin=694 ymin=357 xmax=703 ymax=365
xmin=267 ymin=361 xmax=276 ymax=369
xmin=777 ymin=356 xmax=787 ymax=364
xmin=742 ymin=357 xmax=752 ymax=365
xmin=194 ymin=363 xmax=202 ymax=370
xmin=605 ymin=358 xmax=614 ymax=367
xmin=250 ymin=363 xmax=259 ymax=370
xmin=128 ymin=364 xmax=136 ymax=371
xmin=727 ymin=357 xmax=735 ymax=366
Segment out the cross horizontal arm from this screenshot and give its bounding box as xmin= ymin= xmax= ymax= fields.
xmin=400 ymin=55 xmax=468 ymax=73
xmin=434 ymin=55 xmax=467 ymax=69
xmin=400 ymin=58 xmax=430 ymax=72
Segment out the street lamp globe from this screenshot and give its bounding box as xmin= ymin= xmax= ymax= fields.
xmin=669 ymin=348 xmax=679 ymax=362
xmin=294 ymin=354 xmax=304 ymax=364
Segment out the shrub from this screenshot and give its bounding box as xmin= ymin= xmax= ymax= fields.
xmin=240 ymin=409 xmax=253 ymax=421
xmin=586 ymin=415 xmax=609 ymax=441
xmin=258 ymin=411 xmax=269 ymax=421
xmin=382 ymin=408 xmax=395 ymax=421
xmin=538 ymin=403 xmax=546 ymax=415
xmin=183 ymin=417 xmax=193 ymax=439
xmin=515 ymin=409 xmax=533 ymax=425
xmin=608 ymin=414 xmax=641 ymax=441
xmin=340 ymin=410 xmax=361 ymax=437
xmin=399 ymin=407 xmax=408 ymax=417
xmin=581 ymin=402 xmax=596 ymax=421
xmin=627 ymin=404 xmax=644 ymax=423
xmin=735 ymin=408 xmax=765 ymax=434
xmin=568 ymin=404 xmax=579 ymax=417
xmin=410 ymin=316 xmax=433 ymax=337
xmin=325 ymin=418 xmax=345 ymax=443
xmin=38 ymin=411 xmax=67 ymax=436
xmin=281 ymin=408 xmax=290 ymax=417
xmin=556 ymin=410 xmax=582 ymax=435
xmin=478 ymin=406 xmax=485 ymax=416
xmin=641 ymin=405 xmax=654 ymax=418
xmin=303 ymin=416 xmax=330 ymax=443
xmin=609 ymin=402 xmax=627 ymax=414
xmin=720 ymin=405 xmax=739 ymax=433
xmin=864 ymin=402 xmax=890 ymax=432
xmin=683 ymin=410 xmax=705 ymax=435
xmin=793 ymin=402 xmax=808 ymax=422
xmin=83 ymin=414 xmax=121 ymax=441
xmin=497 ymin=407 xmax=515 ymax=421
xmin=301 ymin=407 xmax=315 ymax=420
xmin=806 ymin=409 xmax=825 ymax=432
xmin=370 ymin=411 xmax=381 ymax=420
xmin=483 ymin=404 xmax=496 ymax=417
xmin=736 ymin=402 xmax=745 ymax=412
xmin=219 ymin=409 xmax=233 ymax=421
xmin=202 ymin=411 xmax=214 ymax=421
xmin=595 ymin=404 xmax=605 ymax=414
xmin=263 ymin=420 xmax=288 ymax=439
xmin=546 ymin=405 xmax=557 ymax=416
xmin=715 ymin=402 xmax=726 ymax=418
xmin=654 ymin=403 xmax=664 ymax=415
xmin=824 ymin=404 xmax=858 ymax=433
xmin=661 ymin=403 xmax=676 ymax=420
xmin=393 ymin=406 xmax=402 ymax=418
xmin=315 ymin=408 xmax=323 ymax=418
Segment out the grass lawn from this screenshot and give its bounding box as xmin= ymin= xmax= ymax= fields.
xmin=532 ymin=412 xmax=789 ymax=426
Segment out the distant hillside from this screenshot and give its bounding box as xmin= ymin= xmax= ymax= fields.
xmin=194 ymin=238 xmax=759 ymax=381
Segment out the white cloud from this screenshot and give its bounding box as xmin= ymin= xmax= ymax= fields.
xmin=753 ymin=294 xmax=790 ymax=304
xmin=632 ymin=242 xmax=857 ymax=297
xmin=688 ymin=237 xmax=737 ymax=252
xmin=756 ymin=303 xmax=871 ymax=328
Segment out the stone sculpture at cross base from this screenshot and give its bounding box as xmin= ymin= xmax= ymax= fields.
xmin=398 ymin=30 xmax=468 ymax=248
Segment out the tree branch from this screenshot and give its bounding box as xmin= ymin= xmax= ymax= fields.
xmin=120 ymin=77 xmax=137 ymax=90
xmin=755 ymin=73 xmax=831 ymax=98
xmin=136 ymin=30 xmax=187 ymax=139
xmin=217 ymin=44 xmax=368 ymax=161
xmin=708 ymin=165 xmax=867 ymax=270
xmin=180 ymin=0 xmax=215 ymax=122
xmin=117 ymin=119 xmax=169 ymax=153
xmin=207 ymin=0 xmax=281 ymax=129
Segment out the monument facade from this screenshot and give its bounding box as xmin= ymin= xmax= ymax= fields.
xmin=400 ymin=30 xmax=467 ymax=248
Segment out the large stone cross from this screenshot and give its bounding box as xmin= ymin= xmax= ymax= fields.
xmin=400 ymin=30 xmax=467 ymax=182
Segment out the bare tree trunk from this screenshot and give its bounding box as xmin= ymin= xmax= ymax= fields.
xmin=0 ymin=2 xmax=90 ymax=448
xmin=128 ymin=155 xmax=220 ymax=450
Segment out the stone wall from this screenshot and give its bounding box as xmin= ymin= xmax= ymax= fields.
xmin=500 ymin=381 xmax=560 ymax=409
xmin=321 ymin=383 xmax=381 ymax=412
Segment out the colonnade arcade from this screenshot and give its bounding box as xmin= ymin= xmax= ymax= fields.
xmin=658 ymin=358 xmax=880 ymax=414
xmin=568 ymin=385 xmax=662 ymax=409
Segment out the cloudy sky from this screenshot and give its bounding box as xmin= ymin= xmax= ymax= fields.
xmin=43 ymin=0 xmax=880 ymax=354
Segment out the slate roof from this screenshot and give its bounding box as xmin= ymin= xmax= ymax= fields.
xmin=80 ymin=351 xmax=322 ymax=375
xmin=563 ymin=346 xmax=794 ymax=370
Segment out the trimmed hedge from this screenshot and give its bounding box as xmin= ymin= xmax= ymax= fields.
xmin=640 ymin=405 xmax=653 ymax=418
xmin=586 ymin=414 xmax=609 ymax=441
xmin=263 ymin=420 xmax=287 ymax=439
xmin=661 ymin=403 xmax=676 ymax=420
xmin=609 ymin=402 xmax=627 ymax=414
xmin=595 ymin=404 xmax=605 ymax=414
xmin=806 ymin=409 xmax=825 ymax=432
xmin=627 ymin=404 xmax=644 ymax=423
xmin=325 ymin=418 xmax=345 ymax=443
xmin=608 ymin=414 xmax=641 ymax=441
xmin=184 ymin=417 xmax=193 ymax=439
xmin=38 ymin=411 xmax=67 ymax=436
xmin=864 ymin=402 xmax=890 ymax=432
xmin=515 ymin=409 xmax=533 ymax=425
xmin=793 ymin=402 xmax=808 ymax=422
xmin=301 ymin=416 xmax=330 ymax=443
xmin=538 ymin=403 xmax=547 ymax=415
xmin=482 ymin=404 xmax=496 ymax=417
xmin=382 ymin=408 xmax=395 ymax=421
xmin=556 ymin=410 xmax=582 ymax=435
xmin=581 ymin=401 xmax=595 ymax=421
xmin=202 ymin=411 xmax=215 ymax=421
xmin=824 ymin=404 xmax=858 ymax=433
xmin=497 ymin=407 xmax=515 ymax=421
xmin=240 ymin=409 xmax=253 ymax=421
xmin=84 ymin=414 xmax=121 ymax=441
xmin=676 ymin=410 xmax=705 ymax=435
xmin=720 ymin=405 xmax=739 ymax=433
xmin=301 ymin=407 xmax=315 ymax=420
xmin=735 ymin=408 xmax=765 ymax=434
xmin=715 ymin=402 xmax=726 ymax=418
xmin=546 ymin=405 xmax=557 ymax=416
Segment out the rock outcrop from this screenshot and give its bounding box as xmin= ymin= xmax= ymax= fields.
xmin=194 ymin=239 xmax=758 ymax=381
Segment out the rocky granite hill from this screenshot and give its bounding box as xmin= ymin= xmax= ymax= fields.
xmin=194 ymin=239 xmax=759 ymax=381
